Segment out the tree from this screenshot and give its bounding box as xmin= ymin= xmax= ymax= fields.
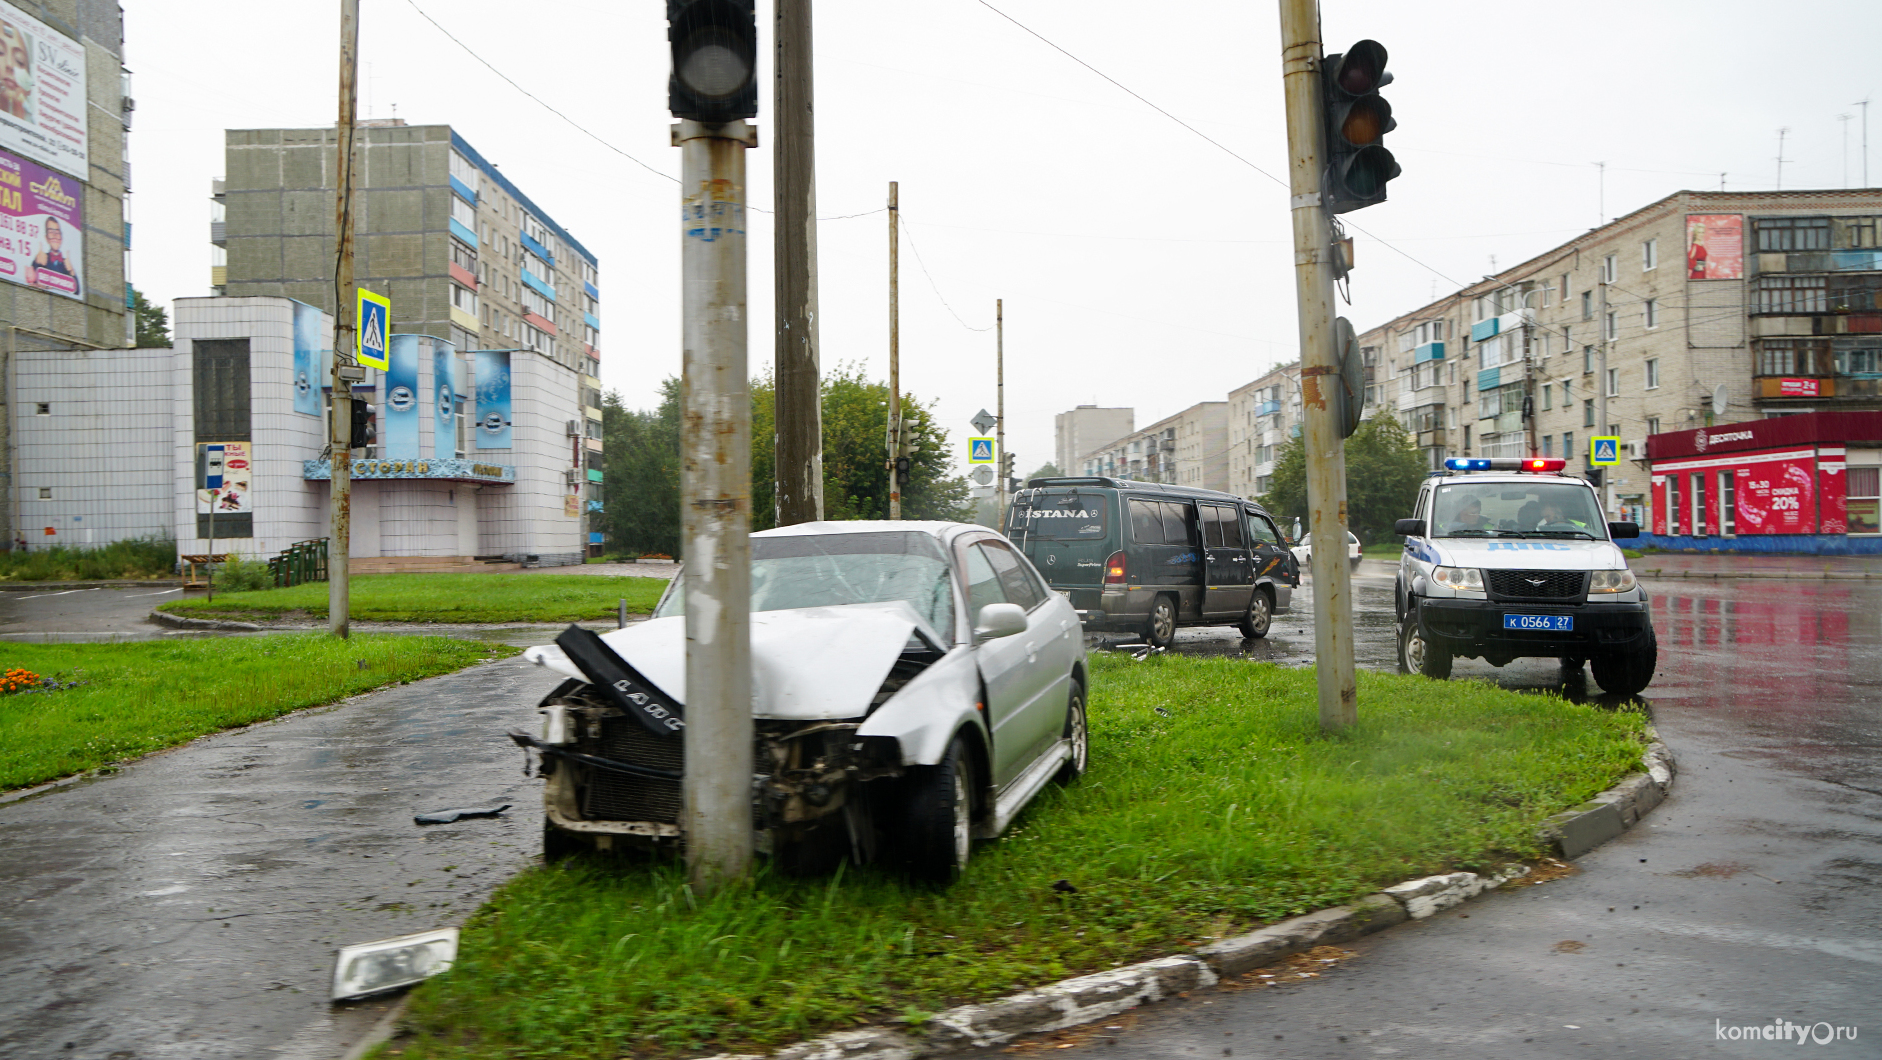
xmin=601 ymin=382 xmax=682 ymax=558
xmin=131 ymin=288 xmax=169 ymax=348
xmin=1259 ymin=413 xmax=1424 ymax=543
xmin=1025 ymin=461 xmax=1062 ymax=481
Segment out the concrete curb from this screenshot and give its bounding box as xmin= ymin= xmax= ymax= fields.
xmin=689 ymin=730 xmax=1679 ymax=1060
xmin=146 ymin=609 xmax=264 ymax=632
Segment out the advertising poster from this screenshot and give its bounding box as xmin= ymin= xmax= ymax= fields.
xmin=0 ymin=4 xmax=87 ymax=174
xmin=1734 ymin=455 xmax=1817 ymax=535
xmin=0 ymin=149 xmax=80 ymax=298
xmin=474 ymin=348 xmax=512 ymax=449
xmin=197 ymin=442 xmax=253 ymax=514
xmin=1686 ymin=214 xmax=1743 ymax=281
xmin=384 ymin=334 xmax=421 ymax=460
xmin=1650 ymin=476 xmax=1666 ymax=536
xmin=1820 ymin=459 xmax=1846 ymax=536
xmin=293 ymin=300 xmax=322 ymax=416
xmin=433 ymin=341 xmax=462 ymax=460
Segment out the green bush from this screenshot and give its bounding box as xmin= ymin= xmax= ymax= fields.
xmin=212 ymin=553 xmax=271 ymax=593
xmin=0 ymin=536 xmax=176 ymax=582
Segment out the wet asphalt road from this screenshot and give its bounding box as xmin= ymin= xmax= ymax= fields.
xmin=0 ymin=585 xmax=193 ymax=641
xmin=1087 ymin=559 xmax=1882 ymax=1059
xmin=0 ymin=655 xmax=565 ymax=1060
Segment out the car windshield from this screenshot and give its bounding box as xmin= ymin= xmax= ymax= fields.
xmin=1431 ymin=481 xmax=1607 ymax=539
xmin=651 ymin=531 xmax=956 ymax=638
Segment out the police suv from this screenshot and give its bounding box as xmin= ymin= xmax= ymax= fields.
xmin=1393 ymin=457 xmax=1657 ymax=696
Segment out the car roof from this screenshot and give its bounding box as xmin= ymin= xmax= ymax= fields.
xmin=1427 ymin=474 xmax=1594 ymax=487
xmin=753 ymin=520 xmax=989 ymax=546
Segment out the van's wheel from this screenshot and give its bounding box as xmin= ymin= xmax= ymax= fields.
xmin=902 ymin=735 xmax=975 ymax=884
xmin=542 ymin=817 xmax=584 ymax=863
xmin=1144 ymin=594 xmax=1178 ymax=648
xmin=1591 ymin=627 xmax=1658 ymax=697
xmin=1400 ymin=609 xmax=1451 ymax=679
xmin=1239 ymin=588 xmax=1273 ymax=640
xmin=1055 ymin=682 xmax=1088 ymax=784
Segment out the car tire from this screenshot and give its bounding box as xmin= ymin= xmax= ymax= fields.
xmin=1055 ymin=682 xmax=1088 ymax=785
xmin=1400 ymin=608 xmax=1451 ymax=680
xmin=902 ymin=735 xmax=975 ymax=884
xmin=1145 ymin=594 xmax=1178 ymax=649
xmin=1239 ymin=587 xmax=1273 ymax=640
xmin=543 ymin=817 xmax=584 ymax=863
xmin=1591 ymin=627 xmax=1658 ymax=697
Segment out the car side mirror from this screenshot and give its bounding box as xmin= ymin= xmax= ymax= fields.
xmin=1394 ymin=518 xmax=1426 ymax=537
xmin=1608 ymin=521 xmax=1640 ymax=540
xmin=974 ymin=602 xmax=1027 ymax=640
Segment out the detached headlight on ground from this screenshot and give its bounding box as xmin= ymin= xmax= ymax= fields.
xmin=1431 ymin=566 xmax=1484 ymax=591
xmin=331 ymin=928 xmax=458 ymax=1000
xmin=1590 ymin=569 xmax=1638 ymax=593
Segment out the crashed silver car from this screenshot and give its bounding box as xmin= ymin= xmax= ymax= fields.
xmin=514 ymin=521 xmax=1090 ymax=882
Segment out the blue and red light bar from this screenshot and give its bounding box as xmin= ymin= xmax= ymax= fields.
xmin=1443 ymin=457 xmax=1567 ymax=473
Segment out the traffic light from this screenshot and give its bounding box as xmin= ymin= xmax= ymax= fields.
xmin=895 ymin=456 xmax=911 ymax=486
xmin=1321 ymin=40 xmax=1400 ymax=213
xmin=667 ymin=0 xmax=757 ymax=124
xmin=348 ymin=398 xmax=376 ymax=450
xmin=1334 ymin=317 xmax=1366 ymax=439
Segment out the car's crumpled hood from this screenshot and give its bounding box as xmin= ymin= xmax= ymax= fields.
xmin=1427 ymin=537 xmax=1626 ymax=572
xmin=522 ymin=601 xmax=934 ymax=720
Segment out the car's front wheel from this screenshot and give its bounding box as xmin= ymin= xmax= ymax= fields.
xmin=1591 ymin=627 xmax=1657 ymax=697
xmin=1239 ymin=587 xmax=1273 ymax=639
xmin=902 ymin=735 xmax=974 ymax=884
xmin=1400 ymin=608 xmax=1451 ymax=679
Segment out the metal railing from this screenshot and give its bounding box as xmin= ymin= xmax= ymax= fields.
xmin=268 ymin=538 xmax=330 ymax=588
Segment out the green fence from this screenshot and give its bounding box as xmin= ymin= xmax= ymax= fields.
xmin=268 ymin=538 xmax=329 ymax=588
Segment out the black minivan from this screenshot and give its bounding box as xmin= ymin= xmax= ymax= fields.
xmin=1003 ymin=477 xmax=1298 ymax=647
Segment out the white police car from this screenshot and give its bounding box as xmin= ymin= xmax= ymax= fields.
xmin=1393 ymin=457 xmax=1656 ymax=696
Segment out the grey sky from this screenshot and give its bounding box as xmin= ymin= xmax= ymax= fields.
xmin=128 ymin=0 xmax=1881 ymax=484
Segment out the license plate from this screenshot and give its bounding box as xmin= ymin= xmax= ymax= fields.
xmin=1504 ymin=613 xmax=1573 ymax=632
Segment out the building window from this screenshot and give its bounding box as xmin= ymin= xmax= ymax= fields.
xmin=1647 ymin=416 xmax=1661 ymax=435
xmin=1850 ymin=219 xmax=1879 ymax=249
xmin=1754 ymin=216 xmax=1831 ymax=252
xmin=1645 ymin=358 xmax=1660 ymax=389
xmin=450 ymin=240 xmax=477 ymax=274
xmin=193 ymin=339 xmax=251 ymax=442
xmin=1720 ymin=470 xmax=1737 ymax=536
xmin=1837 ymin=346 xmax=1881 ymax=375
xmin=1601 ymin=254 xmax=1617 ymax=283
xmin=1604 ymin=311 xmax=1618 ymax=341
xmin=37 ymin=487 xmax=50 ymax=499
xmin=1583 ymin=346 xmax=1594 ymax=374
xmin=1542 ymin=383 xmax=1552 ymax=410
xmin=1562 ymin=378 xmax=1573 ymax=402
xmin=1563 ymin=431 xmax=1573 ymax=461
xmin=34 ymin=402 xmax=48 ymax=415
xmin=450 ymin=283 xmax=478 ymax=314
xmin=1537 ymin=332 xmax=1551 ymax=360
xmin=1606 ymin=367 xmax=1619 ymax=397
xmin=1849 ymin=467 xmax=1881 ymax=535
xmin=1642 ymin=239 xmax=1657 ymax=271
xmin=1581 ymin=290 xmax=1593 ymax=320
xmin=449 ymin=150 xmax=477 ymax=187
xmin=449 ymin=196 xmax=475 ymax=229
xmin=1583 ymin=399 xmax=1595 ymax=427
xmin=1644 ymin=298 xmax=1658 ymax=329
xmin=1542 ymin=435 xmax=1553 ymax=457
xmin=1758 ymin=339 xmax=1829 ymax=376
xmin=1755 ymin=276 xmax=1828 ymax=314
xmin=1560 ymin=274 xmax=1570 ymax=301
xmin=1667 ymin=473 xmax=1681 ymax=534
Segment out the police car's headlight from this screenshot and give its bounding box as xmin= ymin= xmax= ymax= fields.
xmin=1431 ymin=566 xmax=1484 ymax=591
xmin=1590 ymin=569 xmax=1637 ymax=594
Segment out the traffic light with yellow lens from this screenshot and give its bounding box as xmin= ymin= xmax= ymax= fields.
xmin=1322 ymin=40 xmax=1400 ymax=213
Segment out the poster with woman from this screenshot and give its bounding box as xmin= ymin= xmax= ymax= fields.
xmin=0 ymin=2 xmax=87 ymax=173
xmin=1685 ymin=214 xmax=1743 ymax=281
xmin=0 ymin=149 xmax=81 ymax=298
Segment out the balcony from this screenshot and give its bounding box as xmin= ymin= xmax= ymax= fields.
xmin=1751 ymin=376 xmax=1882 ymax=402
xmin=209 ymin=221 xmax=226 ymax=245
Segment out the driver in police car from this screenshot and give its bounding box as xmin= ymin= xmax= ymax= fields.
xmin=1443 ymin=496 xmax=1488 ymax=533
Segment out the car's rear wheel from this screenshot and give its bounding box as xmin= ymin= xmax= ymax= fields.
xmin=1055 ymin=683 xmax=1088 ymax=785
xmin=902 ymin=735 xmax=974 ymax=884
xmin=1400 ymin=609 xmax=1451 ymax=679
xmin=1145 ymin=594 xmax=1178 ymax=648
xmin=1239 ymin=587 xmax=1273 ymax=640
xmin=1591 ymin=627 xmax=1657 ymax=697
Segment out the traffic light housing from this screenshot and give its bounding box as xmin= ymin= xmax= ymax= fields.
xmin=895 ymin=456 xmax=911 ymax=486
xmin=667 ymin=0 xmax=757 ymax=124
xmin=1321 ymin=40 xmax=1400 ymax=213
xmin=348 ymin=397 xmax=376 ymax=450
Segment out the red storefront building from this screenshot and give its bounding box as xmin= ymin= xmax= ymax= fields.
xmin=1644 ymin=411 xmax=1882 ymax=553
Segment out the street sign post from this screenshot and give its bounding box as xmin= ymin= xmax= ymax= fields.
xmin=971 ymin=465 xmax=993 ymax=485
xmin=1590 ymin=436 xmax=1621 ymax=466
xmin=971 ymin=409 xmax=997 ymax=434
xmin=968 ymin=437 xmax=995 ymax=464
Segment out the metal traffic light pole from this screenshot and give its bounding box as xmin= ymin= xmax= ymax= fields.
xmin=1278 ymin=0 xmax=1357 ymax=732
xmin=328 ymin=0 xmax=359 ymax=640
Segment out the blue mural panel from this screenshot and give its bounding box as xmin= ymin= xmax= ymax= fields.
xmin=384 ymin=335 xmax=421 ymax=460
xmin=293 ymin=301 xmax=323 ymax=416
xmin=475 ymin=349 xmax=512 ymax=449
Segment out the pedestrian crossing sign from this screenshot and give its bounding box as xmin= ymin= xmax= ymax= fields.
xmin=1590 ymin=435 xmax=1621 ymax=466
xmin=968 ymin=437 xmax=995 ymax=464
xmin=356 ymin=288 xmax=391 ymax=371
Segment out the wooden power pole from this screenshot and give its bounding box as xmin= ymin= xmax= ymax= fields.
xmin=887 ymin=181 xmax=901 ymax=520
xmin=773 ymin=0 xmax=823 ymax=526
xmin=328 ymin=0 xmax=360 ymax=639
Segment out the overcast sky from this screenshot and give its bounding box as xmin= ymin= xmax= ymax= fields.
xmin=126 ymin=0 xmax=1882 ymax=482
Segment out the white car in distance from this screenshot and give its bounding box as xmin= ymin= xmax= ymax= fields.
xmin=1291 ymin=530 xmax=1363 ymax=573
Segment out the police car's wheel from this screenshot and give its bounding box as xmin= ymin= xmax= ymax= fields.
xmin=1591 ymin=627 xmax=1658 ymax=697
xmin=1239 ymin=588 xmax=1273 ymax=640
xmin=1400 ymin=610 xmax=1451 ymax=680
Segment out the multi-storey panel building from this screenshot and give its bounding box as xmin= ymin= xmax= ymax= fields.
xmin=1079 ymin=401 xmax=1228 ymax=491
xmin=1227 ymin=362 xmax=1300 ymax=500
xmin=1054 ymin=405 xmax=1132 ymax=476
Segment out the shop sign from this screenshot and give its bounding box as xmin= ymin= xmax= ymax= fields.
xmin=1778 ymin=378 xmax=1820 ymax=397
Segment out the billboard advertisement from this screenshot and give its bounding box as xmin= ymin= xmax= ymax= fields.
xmin=0 ymin=4 xmax=87 ymax=174
xmin=433 ymin=341 xmax=463 ymax=460
xmin=474 ymin=348 xmax=512 ymax=449
xmin=1734 ymin=454 xmax=1817 ymax=535
xmin=0 ymin=149 xmax=80 ymax=299
xmin=293 ymin=300 xmax=323 ymax=416
xmin=384 ymin=334 xmax=421 ymax=460
xmin=197 ymin=442 xmax=253 ymax=514
xmin=1686 ymin=214 xmax=1743 ymax=281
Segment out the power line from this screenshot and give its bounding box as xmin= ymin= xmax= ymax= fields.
xmin=897 ymin=216 xmax=995 ymax=332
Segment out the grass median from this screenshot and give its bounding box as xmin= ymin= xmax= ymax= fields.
xmin=156 ymin=573 xmax=669 ymax=624
xmin=391 ymin=652 xmax=1646 ymax=1059
xmin=0 ymin=634 xmax=518 ymax=790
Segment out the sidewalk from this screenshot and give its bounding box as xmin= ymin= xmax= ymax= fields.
xmin=1634 ymin=550 xmax=1882 ymax=580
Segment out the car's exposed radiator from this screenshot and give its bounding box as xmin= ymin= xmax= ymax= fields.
xmin=582 ymin=717 xmax=685 ymax=823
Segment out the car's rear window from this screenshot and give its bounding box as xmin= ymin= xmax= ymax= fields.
xmin=1010 ymin=491 xmax=1109 ymax=540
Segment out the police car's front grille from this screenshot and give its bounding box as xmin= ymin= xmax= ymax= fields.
xmin=1487 ymin=569 xmax=1586 ymax=600
xmin=582 ymin=718 xmax=684 ymax=823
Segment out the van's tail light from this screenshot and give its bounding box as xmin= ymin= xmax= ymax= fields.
xmin=1103 ymin=551 xmax=1127 ymax=585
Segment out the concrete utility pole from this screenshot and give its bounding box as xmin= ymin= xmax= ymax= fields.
xmin=995 ymin=299 xmax=1005 ymax=526
xmin=677 ymin=117 xmax=756 ymax=889
xmin=887 ymin=181 xmax=901 ymax=520
xmin=772 ymin=0 xmax=824 ymax=526
xmin=1277 ymin=0 xmax=1357 ymax=732
xmin=328 ymin=0 xmax=360 ymax=640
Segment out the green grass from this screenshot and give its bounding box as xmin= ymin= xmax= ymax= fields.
xmin=155 ymin=573 xmax=669 ymax=623
xmin=0 ymin=634 xmax=518 ymax=790
xmin=1621 ymin=548 xmax=1645 ymax=559
xmin=1362 ymin=541 xmax=1404 ymax=557
xmin=0 ymin=535 xmax=176 ymax=582
xmin=391 ymin=653 xmax=1646 ymax=1059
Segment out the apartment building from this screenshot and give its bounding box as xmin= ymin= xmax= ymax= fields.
xmin=1054 ymin=405 xmax=1132 ymax=475
xmin=214 ymin=121 xmax=607 ymax=553
xmin=1079 ymin=401 xmax=1228 ymax=491
xmin=1227 ymin=361 xmax=1300 ymax=500
xmin=1363 ymin=187 xmax=1882 ymax=528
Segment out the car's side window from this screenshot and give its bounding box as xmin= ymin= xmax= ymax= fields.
xmin=1413 ymin=488 xmax=1429 ymax=523
xmin=963 ymin=542 xmax=1005 ymax=619
xmin=1160 ymin=501 xmax=1194 ymax=545
xmin=1200 ymin=504 xmax=1224 ymax=547
xmin=1129 ymin=499 xmax=1164 ymax=544
xmin=1219 ymin=506 xmax=1246 ymax=548
xmin=1248 ymin=512 xmax=1281 ymax=546
xmin=979 ymin=540 xmax=1046 ymax=611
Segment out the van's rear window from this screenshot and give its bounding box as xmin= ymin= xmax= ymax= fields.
xmin=1011 ymin=492 xmax=1108 ymax=540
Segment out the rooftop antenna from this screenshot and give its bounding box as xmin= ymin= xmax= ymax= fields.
xmin=1858 ymin=99 xmax=1872 ymax=186
xmin=1595 ymin=161 xmax=1606 ymax=223
xmin=1776 ymin=127 xmax=1789 ymax=190
xmin=1720 ymin=172 xmax=1727 ymax=191
xmin=1841 ymin=113 xmax=1853 ymax=188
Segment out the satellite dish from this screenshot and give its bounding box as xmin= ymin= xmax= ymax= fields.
xmin=1711 ymin=385 xmax=1727 ymax=417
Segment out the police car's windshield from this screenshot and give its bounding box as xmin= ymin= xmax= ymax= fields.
xmin=1431 ymin=481 xmax=1606 ymax=539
